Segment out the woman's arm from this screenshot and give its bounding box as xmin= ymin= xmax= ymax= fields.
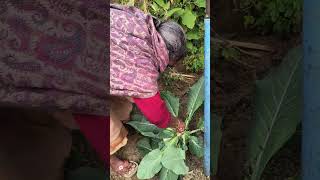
xmin=132 ymin=92 xmax=171 ymax=128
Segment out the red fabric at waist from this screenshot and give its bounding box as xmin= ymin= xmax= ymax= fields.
xmin=73 ymin=115 xmax=109 ymax=168
xmin=133 ymin=92 xmax=171 ymax=128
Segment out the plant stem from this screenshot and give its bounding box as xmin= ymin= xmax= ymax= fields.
xmin=185 ymin=116 xmax=192 ymax=129
xmin=190 ymin=129 xmax=202 ymax=134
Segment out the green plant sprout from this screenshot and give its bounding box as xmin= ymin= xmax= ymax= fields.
xmin=127 ymin=76 xmax=205 ymax=180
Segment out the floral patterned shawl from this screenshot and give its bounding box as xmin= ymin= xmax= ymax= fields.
xmin=0 ymin=0 xmax=109 ymax=116
xmin=110 ymin=4 xmax=169 ymax=98
xmin=0 ymin=1 xmax=168 ymax=116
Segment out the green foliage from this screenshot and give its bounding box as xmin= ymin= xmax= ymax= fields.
xmin=161 ymin=91 xmax=180 ymax=117
xmin=137 ymin=149 xmax=163 ymax=179
xmin=128 ymin=76 xmax=205 ymax=179
xmin=159 ymin=167 xmax=179 ymax=180
xmin=162 ymin=146 xmax=189 ymax=174
xmin=188 ymin=136 xmax=204 ymax=157
xmin=118 ymin=0 xmax=205 ymax=72
xmin=137 ymin=137 xmax=153 ymax=156
xmin=246 ymin=46 xmax=302 ymax=180
xmin=241 ymin=0 xmax=302 ymax=34
xmin=186 ymin=76 xmax=204 ymax=126
xmin=127 ymin=114 xmax=161 ymax=138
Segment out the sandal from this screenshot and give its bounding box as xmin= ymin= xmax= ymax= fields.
xmin=113 ymin=160 xmax=138 ymax=178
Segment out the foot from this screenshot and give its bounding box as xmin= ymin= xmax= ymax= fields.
xmin=110 ymin=155 xmax=138 ymax=177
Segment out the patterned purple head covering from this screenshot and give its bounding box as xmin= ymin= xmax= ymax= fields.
xmin=110 ymin=5 xmax=170 ymax=98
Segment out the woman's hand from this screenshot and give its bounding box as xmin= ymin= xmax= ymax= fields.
xmin=168 ymin=117 xmax=185 ymax=133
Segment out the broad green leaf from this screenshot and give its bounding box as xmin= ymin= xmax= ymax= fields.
xmin=248 ymin=46 xmax=302 ymax=180
xmin=137 ymin=149 xmax=163 ymax=179
xmin=165 ymin=8 xmax=182 ymax=19
xmin=127 ymin=114 xmax=161 ymax=138
xmin=161 ymin=91 xmax=180 ymax=117
xmin=186 ymin=31 xmax=201 ymax=40
xmin=150 ymin=138 xmax=161 ymax=149
xmin=194 ymin=0 xmax=206 ymax=8
xmin=186 ymin=42 xmax=194 ymax=51
xmin=186 ymin=76 xmax=204 ymax=124
xmin=164 ymin=136 xmax=179 ymax=147
xmin=143 ymin=131 xmax=162 ymax=138
xmin=159 ymin=168 xmax=179 ymax=180
xmin=157 ymin=141 xmax=165 ymax=149
xmin=137 ymin=137 xmax=153 ymax=156
xmin=159 ymin=128 xmax=176 ymax=139
xmin=188 ymin=136 xmax=204 ymax=158
xmin=181 ymin=10 xmax=197 ymax=29
xmin=67 ymin=167 xmax=107 ymax=180
xmin=161 ymin=146 xmax=189 ymax=175
xmin=197 ymin=116 xmax=204 ymax=131
xmin=212 ymin=114 xmax=222 ymax=176
xmin=175 ymin=9 xmax=185 ymax=16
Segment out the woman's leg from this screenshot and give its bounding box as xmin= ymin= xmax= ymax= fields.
xmin=110 ymin=155 xmax=137 ymax=176
xmin=0 ymin=108 xmax=72 ymax=180
xmin=109 ymin=97 xmax=137 ymax=176
xmin=110 ymin=96 xmax=133 ymax=122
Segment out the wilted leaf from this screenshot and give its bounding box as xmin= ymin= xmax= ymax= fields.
xmin=137 ymin=149 xmax=163 ymax=179
xmin=248 ymin=46 xmax=302 ymax=180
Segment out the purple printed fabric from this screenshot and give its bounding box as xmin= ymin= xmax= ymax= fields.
xmin=0 ymin=0 xmax=109 ymax=116
xmin=110 ymin=5 xmax=169 ymax=98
